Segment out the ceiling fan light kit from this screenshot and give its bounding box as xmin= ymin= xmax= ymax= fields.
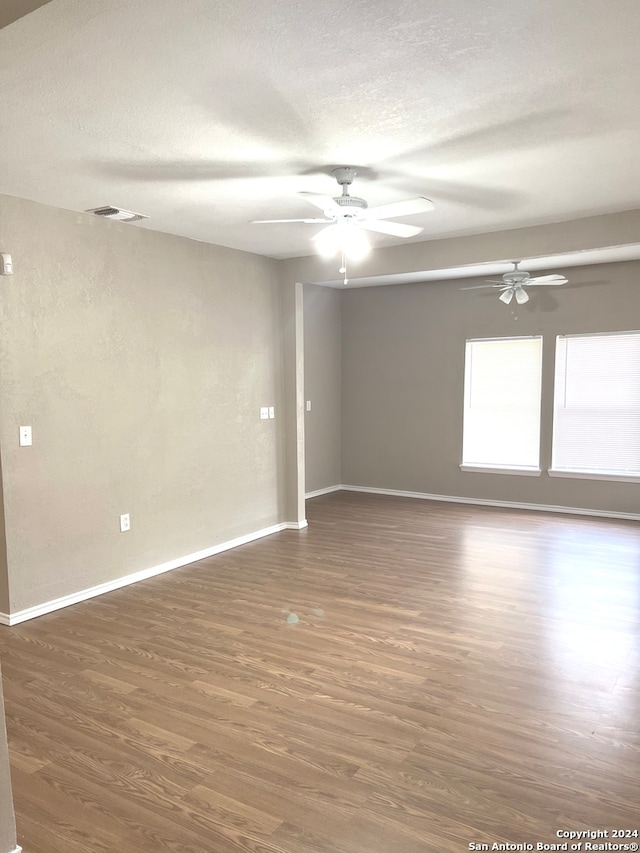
xmin=313 ymin=221 xmax=371 ymax=261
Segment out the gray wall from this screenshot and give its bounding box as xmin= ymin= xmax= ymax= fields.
xmin=0 ymin=194 xmax=290 ymax=615
xmin=0 ymin=668 xmax=17 ymax=853
xmin=341 ymin=259 xmax=640 ymax=515
xmin=303 ymin=284 xmax=342 ymax=493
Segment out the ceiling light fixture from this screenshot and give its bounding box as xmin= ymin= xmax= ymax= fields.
xmin=462 ymin=260 xmax=568 ymax=305
xmin=313 ymin=220 xmax=370 ymax=284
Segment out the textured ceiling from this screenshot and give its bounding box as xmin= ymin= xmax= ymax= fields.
xmin=1 ymin=0 xmax=639 ymax=260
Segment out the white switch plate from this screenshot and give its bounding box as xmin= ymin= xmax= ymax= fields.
xmin=260 ymin=407 xmax=269 ymax=420
xmin=0 ymin=253 xmax=12 ymax=275
xmin=306 ymin=400 xmax=312 ymax=412
xmin=19 ymin=425 xmax=32 ymax=446
xmin=120 ymin=513 xmax=130 ymax=532
xmin=269 ymin=406 xmax=275 ymax=419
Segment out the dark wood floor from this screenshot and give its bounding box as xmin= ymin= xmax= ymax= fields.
xmin=1 ymin=492 xmax=638 ymax=852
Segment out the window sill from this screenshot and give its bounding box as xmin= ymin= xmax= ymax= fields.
xmin=548 ymin=470 xmax=640 ymax=484
xmin=460 ymin=465 xmax=541 ymax=477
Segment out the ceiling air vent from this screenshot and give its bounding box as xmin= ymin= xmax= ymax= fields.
xmin=86 ymin=206 xmax=148 ymax=223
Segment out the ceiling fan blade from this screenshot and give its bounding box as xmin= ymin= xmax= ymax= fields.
xmin=461 ymin=284 xmax=504 ymax=290
xmin=298 ymin=192 xmax=341 ymax=213
xmin=252 ymin=218 xmax=331 ymax=224
xmin=526 ymin=275 xmax=568 ymax=286
xmin=515 ymin=286 xmax=530 ymax=305
xmin=364 ymin=197 xmax=435 ymax=219
xmin=359 ymin=219 xmax=423 ymax=238
xmin=499 ymin=289 xmax=514 ymax=305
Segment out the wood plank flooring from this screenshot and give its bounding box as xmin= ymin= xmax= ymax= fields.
xmin=1 ymin=492 xmax=639 ymax=852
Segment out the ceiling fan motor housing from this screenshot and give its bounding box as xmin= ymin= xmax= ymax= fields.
xmin=505 ymin=271 xmax=530 ymax=284
xmin=334 ymin=195 xmax=368 ymax=209
xmin=327 ymin=191 xmax=368 ymax=221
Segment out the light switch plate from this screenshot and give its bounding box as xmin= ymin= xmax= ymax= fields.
xmin=269 ymin=406 xmax=275 ymax=419
xmin=306 ymin=400 xmax=312 ymax=412
xmin=0 ymin=253 xmax=12 ymax=275
xmin=19 ymin=425 xmax=32 ymax=446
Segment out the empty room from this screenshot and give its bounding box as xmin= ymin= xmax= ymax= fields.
xmin=0 ymin=2 xmax=638 ymax=852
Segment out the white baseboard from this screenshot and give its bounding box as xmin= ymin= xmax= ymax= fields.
xmin=305 ymin=485 xmax=342 ymax=499
xmin=340 ymin=484 xmax=640 ymax=522
xmin=2 ymin=484 xmax=636 ymax=627
xmin=0 ymin=521 xmax=301 ymax=627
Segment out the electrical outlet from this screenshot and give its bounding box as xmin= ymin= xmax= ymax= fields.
xmin=260 ymin=407 xmax=269 ymax=420
xmin=120 ymin=513 xmax=130 ymax=532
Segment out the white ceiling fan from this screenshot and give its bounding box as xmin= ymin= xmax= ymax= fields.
xmin=462 ymin=261 xmax=569 ymax=304
xmin=253 ymin=167 xmax=434 ymax=266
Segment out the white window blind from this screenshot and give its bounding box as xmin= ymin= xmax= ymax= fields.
xmin=552 ymin=332 xmax=640 ymax=477
xmin=462 ymin=337 xmax=543 ymax=471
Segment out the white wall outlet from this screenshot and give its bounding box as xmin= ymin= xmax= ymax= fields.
xmin=260 ymin=407 xmax=269 ymax=420
xmin=306 ymin=400 xmax=312 ymax=412
xmin=19 ymin=425 xmax=32 ymax=446
xmin=120 ymin=513 xmax=130 ymax=532
xmin=269 ymin=406 xmax=275 ymax=419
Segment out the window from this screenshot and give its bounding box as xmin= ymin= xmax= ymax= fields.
xmin=461 ymin=337 xmax=543 ymax=474
xmin=551 ymin=331 xmax=640 ymax=480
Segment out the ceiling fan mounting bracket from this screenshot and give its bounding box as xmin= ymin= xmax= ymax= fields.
xmin=332 ymin=167 xmax=356 ymax=186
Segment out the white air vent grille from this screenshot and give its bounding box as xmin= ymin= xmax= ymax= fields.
xmin=86 ymin=206 xmax=148 ymax=223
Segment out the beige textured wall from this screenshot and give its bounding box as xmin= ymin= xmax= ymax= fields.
xmin=0 ymin=667 xmax=17 ymax=853
xmin=341 ymin=259 xmax=640 ymax=515
xmin=0 ymin=194 xmax=288 ymax=615
xmin=0 ymin=0 xmax=52 ymax=30
xmin=303 ymin=284 xmax=342 ymax=493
